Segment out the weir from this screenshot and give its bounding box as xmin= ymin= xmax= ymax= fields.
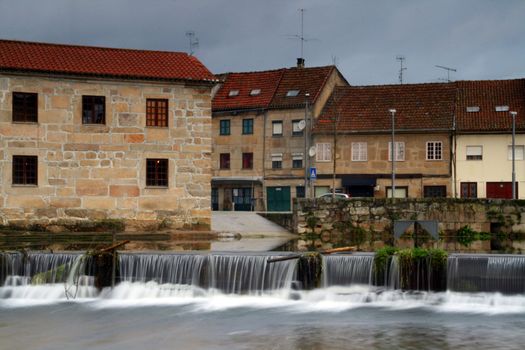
xmin=1 ymin=251 xmax=525 ymax=297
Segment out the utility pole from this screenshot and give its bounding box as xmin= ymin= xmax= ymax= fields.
xmin=389 ymin=109 xmax=397 ymax=198
xmin=304 ymin=93 xmax=310 ymax=198
xmin=511 ymin=111 xmax=517 ymax=199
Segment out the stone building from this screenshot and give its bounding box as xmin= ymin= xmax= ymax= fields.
xmin=0 ymin=39 xmax=216 ymax=230
xmin=313 ymin=83 xmax=456 ymax=198
xmin=212 ymin=62 xmax=347 ymax=211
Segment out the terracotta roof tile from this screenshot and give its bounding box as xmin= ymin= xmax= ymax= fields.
xmin=456 ymin=79 xmax=525 ymax=132
xmin=270 ymin=66 xmax=335 ymax=108
xmin=212 ymin=65 xmax=338 ymax=112
xmin=0 ymin=39 xmax=215 ymax=82
xmin=212 ymin=69 xmax=284 ymax=111
xmin=315 ymin=83 xmax=456 ymax=133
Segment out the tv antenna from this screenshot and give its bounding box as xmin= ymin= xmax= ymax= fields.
xmin=287 ymin=8 xmax=317 ymax=60
xmin=435 ymin=65 xmax=457 ymax=82
xmin=185 ymin=31 xmax=199 ymax=56
xmin=396 ymin=55 xmax=407 ymax=84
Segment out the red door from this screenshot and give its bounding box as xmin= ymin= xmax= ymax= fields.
xmin=486 ymin=182 xmax=517 ymax=199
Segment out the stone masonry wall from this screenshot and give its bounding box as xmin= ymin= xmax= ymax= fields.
xmin=295 ymin=197 xmax=525 ymax=236
xmin=0 ymin=74 xmax=212 ymax=231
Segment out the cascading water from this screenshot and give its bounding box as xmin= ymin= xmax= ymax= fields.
xmin=447 ymin=254 xmax=525 ymax=294
xmin=322 ymin=254 xmax=374 ymax=287
xmin=117 ymin=253 xmax=297 ymax=295
xmin=0 ymin=252 xmax=97 ymax=299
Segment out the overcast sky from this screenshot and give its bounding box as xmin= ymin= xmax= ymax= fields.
xmin=0 ymin=0 xmax=523 ymax=85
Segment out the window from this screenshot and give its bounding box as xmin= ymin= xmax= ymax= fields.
xmin=466 ymin=146 xmax=483 ymax=160
xmin=508 ymin=145 xmax=525 ymax=161
xmin=461 ymin=182 xmax=477 ymax=198
xmin=386 ymin=187 xmax=408 ymax=198
xmin=296 ymin=186 xmax=305 ymax=198
xmin=12 ymin=155 xmax=37 ymax=185
xmin=12 ymin=92 xmax=38 ymax=123
xmin=242 ymin=153 xmax=253 ymax=169
xmin=242 ymin=119 xmax=253 ymax=134
xmin=146 ymin=159 xmax=168 ymax=187
xmin=228 ymin=90 xmax=239 ymax=97
xmin=316 ymin=143 xmax=332 ymax=162
xmin=495 ymin=105 xmax=509 ymax=112
xmin=250 ymin=89 xmax=261 ymax=96
xmin=219 ymin=120 xmax=230 ymax=135
xmin=388 ymin=142 xmax=405 ymax=161
xmin=82 ymin=95 xmax=105 ymax=124
xmin=466 ymin=106 xmax=480 ymax=112
xmin=426 ymin=141 xmax=443 ymax=160
xmin=220 ymin=153 xmax=230 ymax=169
xmin=271 ymin=153 xmax=282 ymax=169
xmin=146 ymin=99 xmax=168 ymax=127
xmin=423 ymin=185 xmax=446 ymax=198
xmin=292 ymin=153 xmax=303 ymax=168
xmin=351 ymin=142 xmax=367 ymax=161
xmin=286 ymin=90 xmax=300 ymax=97
xmin=292 ymin=120 xmax=304 ymax=136
xmin=272 ymin=121 xmax=283 ymax=136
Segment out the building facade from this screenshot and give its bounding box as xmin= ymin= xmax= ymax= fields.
xmin=313 ymin=83 xmax=456 ymax=198
xmin=0 ymin=40 xmax=215 ymax=230
xmin=453 ymin=79 xmax=525 ymax=199
xmin=212 ymin=63 xmax=348 ymax=211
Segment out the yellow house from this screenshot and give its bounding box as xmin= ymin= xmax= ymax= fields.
xmin=453 ymin=79 xmax=525 ymax=199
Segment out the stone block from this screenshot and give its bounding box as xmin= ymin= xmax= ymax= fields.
xmin=51 ymin=95 xmax=70 ymax=109
xmin=110 ymin=185 xmax=140 ymax=197
xmin=124 ymin=134 xmax=145 ymax=143
xmin=76 ymin=179 xmax=108 ymax=196
xmin=49 ymin=197 xmax=81 ymax=208
xmin=118 ymin=113 xmax=138 ymax=126
xmin=139 ymin=197 xmax=177 ymax=211
xmin=83 ymin=197 xmax=116 ymax=210
xmin=6 ymin=195 xmax=47 ymax=209
xmin=64 ymin=143 xmax=100 ymax=151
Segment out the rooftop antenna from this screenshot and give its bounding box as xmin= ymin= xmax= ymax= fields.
xmin=396 ymin=55 xmax=407 ymax=84
xmin=185 ymin=30 xmax=199 ymax=56
xmin=287 ymin=8 xmax=317 ymax=63
xmin=435 ymin=65 xmax=457 ymax=82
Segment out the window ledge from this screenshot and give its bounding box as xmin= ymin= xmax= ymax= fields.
xmin=12 ymin=121 xmax=38 ymax=125
xmin=146 ymin=126 xmax=169 ymax=129
xmin=12 ymin=184 xmax=38 ymax=187
xmin=145 ymin=186 xmax=169 ymax=189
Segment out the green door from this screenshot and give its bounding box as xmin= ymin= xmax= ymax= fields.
xmin=267 ymin=186 xmax=291 ymax=212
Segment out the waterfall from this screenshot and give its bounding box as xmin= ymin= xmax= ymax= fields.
xmin=322 ymin=254 xmax=374 ymax=287
xmin=118 ymin=253 xmax=297 ymax=294
xmin=448 ymin=254 xmax=525 ymax=294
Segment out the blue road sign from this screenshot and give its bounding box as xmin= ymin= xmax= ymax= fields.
xmin=309 ymin=167 xmax=317 ymax=179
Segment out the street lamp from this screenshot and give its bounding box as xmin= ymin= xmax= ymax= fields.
xmin=304 ymin=93 xmax=310 ymax=198
xmin=389 ymin=109 xmax=396 ymax=198
xmin=511 ymin=111 xmax=517 ymax=199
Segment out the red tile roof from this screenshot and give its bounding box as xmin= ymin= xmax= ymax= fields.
xmin=212 ymin=65 xmax=339 ymax=112
xmin=212 ymin=69 xmax=284 ymax=111
xmin=315 ymin=83 xmax=456 ymax=133
xmin=269 ymin=66 xmax=336 ymax=108
xmin=456 ymin=79 xmax=525 ymax=132
xmin=0 ymin=39 xmax=215 ymax=82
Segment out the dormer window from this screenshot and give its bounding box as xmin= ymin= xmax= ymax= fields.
xmin=466 ymin=106 xmax=480 ymax=112
xmin=495 ymin=105 xmax=509 ymax=112
xmin=286 ymin=90 xmax=300 ymax=97
xmin=250 ymin=89 xmax=261 ymax=96
xmin=228 ymin=90 xmax=239 ymax=97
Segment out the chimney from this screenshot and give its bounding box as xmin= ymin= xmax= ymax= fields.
xmin=296 ymin=58 xmax=305 ymax=68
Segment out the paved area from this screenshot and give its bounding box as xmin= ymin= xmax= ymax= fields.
xmin=211 ymin=212 xmax=296 ymax=251
xmin=211 ymin=211 xmax=292 ymax=235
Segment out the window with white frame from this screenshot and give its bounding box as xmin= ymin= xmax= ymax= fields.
xmin=271 ymin=153 xmax=283 ymax=169
xmin=316 ymin=143 xmax=331 ymax=162
xmin=466 ymin=146 xmax=483 ymax=160
xmin=426 ymin=141 xmax=443 ymax=160
xmin=351 ymin=142 xmax=367 ymax=161
xmin=272 ymin=121 xmax=283 ymax=136
xmin=388 ymin=142 xmax=405 ymax=161
xmin=292 ymin=153 xmax=304 ymax=168
xmin=508 ymin=145 xmax=525 ymax=161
